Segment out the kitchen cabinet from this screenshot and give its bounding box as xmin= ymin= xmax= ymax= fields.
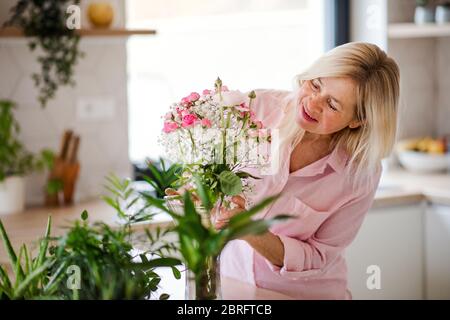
xmin=346 ymin=202 xmax=425 ymax=299
xmin=425 ymin=204 xmax=450 ymax=299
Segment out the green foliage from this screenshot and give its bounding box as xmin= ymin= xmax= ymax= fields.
xmin=140 ymin=179 xmax=290 ymax=276
xmin=0 ymin=216 xmax=56 ymax=300
xmin=4 ymin=0 xmax=84 ymax=107
xmin=0 ymin=100 xmax=54 ymax=182
xmin=138 ymin=158 xmax=182 ymax=199
xmin=0 ymin=174 xmax=183 ymax=300
xmin=416 ymin=0 xmax=429 ymax=6
xmin=49 ymin=215 xmax=181 ymax=300
xmin=218 ymin=171 xmax=242 ymax=196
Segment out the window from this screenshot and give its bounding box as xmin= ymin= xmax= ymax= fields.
xmin=126 ymin=0 xmax=326 ymax=162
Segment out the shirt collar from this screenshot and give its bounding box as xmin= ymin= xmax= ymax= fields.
xmin=289 ymin=145 xmax=349 ymax=177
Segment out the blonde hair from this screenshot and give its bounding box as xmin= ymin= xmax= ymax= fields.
xmin=279 ymin=42 xmax=400 ymax=186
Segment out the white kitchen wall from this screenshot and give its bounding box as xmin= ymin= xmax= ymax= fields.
xmin=436 ymin=38 xmax=450 ymax=137
xmin=387 ymin=0 xmax=449 ymax=140
xmin=351 ymin=0 xmax=449 ymax=141
xmin=0 ymin=0 xmax=132 ymax=206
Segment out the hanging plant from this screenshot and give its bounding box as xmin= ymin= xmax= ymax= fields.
xmin=3 ymin=0 xmax=84 ymax=107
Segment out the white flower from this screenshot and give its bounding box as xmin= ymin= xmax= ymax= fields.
xmin=212 ymin=90 xmax=247 ymax=107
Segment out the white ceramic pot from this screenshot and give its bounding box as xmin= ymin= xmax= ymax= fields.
xmin=415 ymin=6 xmax=435 ymax=24
xmin=435 ymin=5 xmax=450 ymax=24
xmin=0 ymin=176 xmax=25 ymax=215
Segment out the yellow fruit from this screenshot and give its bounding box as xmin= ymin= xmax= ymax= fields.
xmin=427 ymin=140 xmax=445 ymax=154
xmin=417 ymin=137 xmax=433 ymax=152
xmin=88 ymin=2 xmax=114 ymax=28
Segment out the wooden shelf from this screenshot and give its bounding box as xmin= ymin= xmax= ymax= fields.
xmin=389 ymin=23 xmax=450 ymax=39
xmin=0 ymin=26 xmax=156 ymax=38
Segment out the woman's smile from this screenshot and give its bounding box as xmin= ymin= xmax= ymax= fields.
xmin=301 ymin=103 xmax=318 ymax=123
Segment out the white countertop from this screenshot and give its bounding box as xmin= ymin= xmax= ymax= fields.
xmin=373 ymin=168 xmax=450 ymax=207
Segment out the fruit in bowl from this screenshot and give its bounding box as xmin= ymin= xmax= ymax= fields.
xmin=396 ymin=137 xmax=450 ymax=173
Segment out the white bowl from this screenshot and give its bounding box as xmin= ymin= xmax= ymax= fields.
xmin=397 ymin=150 xmax=450 ymax=173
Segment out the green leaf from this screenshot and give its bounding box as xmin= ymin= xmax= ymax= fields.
xmin=218 ymin=171 xmax=242 ymax=196
xmin=14 ymin=260 xmax=53 ymax=299
xmin=236 ymin=171 xmax=261 ymax=180
xmin=35 ymin=216 xmax=52 ymax=269
xmin=193 ymin=175 xmax=213 ymax=212
xmin=81 ymin=210 xmax=88 ymax=221
xmin=159 ymin=293 xmax=170 ymax=300
xmin=170 ymin=266 xmax=181 ymax=280
xmin=137 ymin=257 xmax=182 ymax=269
xmin=0 ymin=219 xmax=24 ymax=279
xmin=0 ymin=265 xmax=12 ymax=291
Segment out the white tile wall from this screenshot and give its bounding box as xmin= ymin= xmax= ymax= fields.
xmin=388 ymin=38 xmax=438 ymax=140
xmin=0 ymin=0 xmax=131 ymax=206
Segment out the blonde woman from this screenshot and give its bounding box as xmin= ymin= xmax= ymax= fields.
xmin=216 ymin=42 xmax=400 ymax=300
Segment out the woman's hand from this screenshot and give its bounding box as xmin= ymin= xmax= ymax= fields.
xmin=214 ymin=195 xmax=246 ymax=230
xmin=164 ymin=186 xmax=200 ymax=202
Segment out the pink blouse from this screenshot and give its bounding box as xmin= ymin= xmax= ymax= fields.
xmin=220 ymin=89 xmax=382 ymax=300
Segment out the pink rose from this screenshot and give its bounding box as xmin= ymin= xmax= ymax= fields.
xmin=222 ymin=85 xmax=229 ymax=92
xmin=188 ymin=92 xmax=200 ymax=102
xmin=163 ymin=121 xmax=179 ymax=133
xmin=201 ymin=118 xmax=212 ymax=128
xmin=254 ymin=120 xmax=263 ymax=129
xmin=164 ymin=112 xmax=173 ymax=120
xmin=181 ymin=97 xmax=191 ymax=105
xmin=249 ymin=110 xmax=256 ymax=121
xmin=202 ymin=89 xmax=211 ymax=95
xmin=236 ymin=102 xmax=249 ymax=112
xmin=182 ymin=113 xmax=198 ymax=128
xmin=181 ymin=110 xmax=190 ymax=117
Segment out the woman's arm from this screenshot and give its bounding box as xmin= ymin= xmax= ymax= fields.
xmin=215 ymin=195 xmax=285 ymax=266
xmin=241 ymin=232 xmax=285 ymax=267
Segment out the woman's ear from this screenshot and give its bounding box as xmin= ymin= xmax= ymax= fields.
xmin=349 ymin=119 xmax=365 ymax=129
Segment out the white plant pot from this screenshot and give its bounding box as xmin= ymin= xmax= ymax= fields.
xmin=0 ymin=176 xmax=25 ymax=215
xmin=415 ymin=6 xmax=435 ymax=24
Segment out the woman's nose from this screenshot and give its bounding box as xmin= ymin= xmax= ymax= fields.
xmin=309 ymin=94 xmax=324 ymax=112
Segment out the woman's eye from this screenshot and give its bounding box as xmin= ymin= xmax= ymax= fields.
xmin=328 ymin=102 xmax=337 ymax=111
xmin=311 ymin=80 xmax=319 ymax=90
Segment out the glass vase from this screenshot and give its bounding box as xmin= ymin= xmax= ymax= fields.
xmin=185 ymin=254 xmax=222 ymax=300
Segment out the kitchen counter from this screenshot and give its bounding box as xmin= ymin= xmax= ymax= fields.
xmin=373 ymin=168 xmax=450 ymax=208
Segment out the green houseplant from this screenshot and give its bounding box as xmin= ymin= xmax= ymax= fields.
xmin=134 ymin=157 xmax=182 ymax=199
xmin=142 ymin=178 xmax=289 ymax=300
xmin=0 ymin=174 xmax=182 ymax=300
xmin=4 ymin=0 xmax=84 ymax=107
xmin=0 ymin=100 xmax=54 ymax=215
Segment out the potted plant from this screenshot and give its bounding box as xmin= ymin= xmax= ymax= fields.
xmin=0 ymin=100 xmax=31 ymax=214
xmin=415 ymin=0 xmax=435 ymax=24
xmin=0 ymin=175 xmax=181 ymax=300
xmin=436 ymin=1 xmax=450 ymax=24
xmin=3 ymin=0 xmax=84 ymax=108
xmin=0 ymin=100 xmax=52 ymax=215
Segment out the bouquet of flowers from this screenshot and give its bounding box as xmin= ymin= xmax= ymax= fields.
xmin=159 ymin=78 xmax=272 ymax=212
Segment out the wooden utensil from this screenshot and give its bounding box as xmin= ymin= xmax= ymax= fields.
xmin=45 ymin=129 xmax=81 ymax=207
xmin=45 ymin=130 xmax=73 ymax=206
xmin=63 ymin=135 xmax=80 ymax=205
